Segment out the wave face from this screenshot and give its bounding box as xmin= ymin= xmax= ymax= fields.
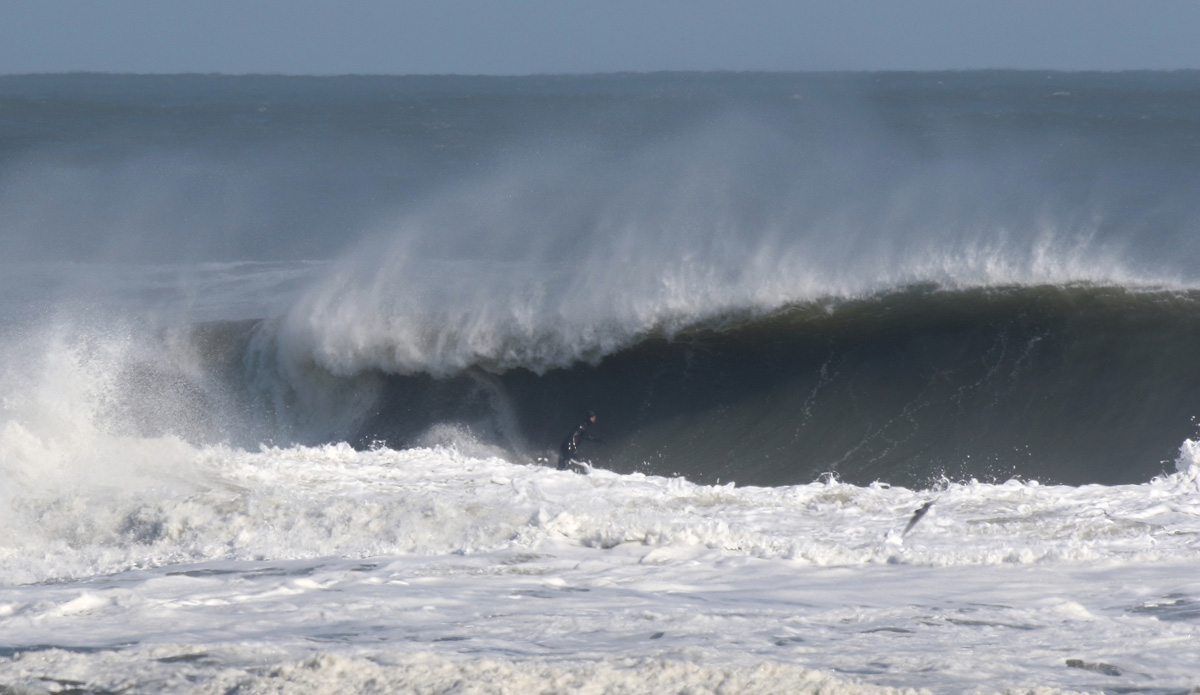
xmin=271 ymin=284 xmax=1196 ymax=488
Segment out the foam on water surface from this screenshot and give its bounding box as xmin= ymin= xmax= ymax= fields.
xmin=6 ymin=439 xmax=1200 ymax=584
xmin=2 ymin=442 xmax=1200 ymax=693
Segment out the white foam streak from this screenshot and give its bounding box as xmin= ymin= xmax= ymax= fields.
xmin=3 ymin=442 xmax=1200 ymax=693
xmin=0 ymin=647 xmax=924 ymax=695
xmin=7 ymin=436 xmax=1200 ymax=585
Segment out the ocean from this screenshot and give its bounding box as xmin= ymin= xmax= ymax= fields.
xmin=1 ymin=71 xmax=1199 ymax=694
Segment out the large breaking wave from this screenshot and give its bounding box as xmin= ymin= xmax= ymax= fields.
xmin=217 ymin=283 xmax=1199 ymax=488
xmin=3 ymin=72 xmax=1200 ymax=490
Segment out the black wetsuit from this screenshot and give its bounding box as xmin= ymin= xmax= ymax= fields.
xmin=558 ymin=417 xmax=599 ymax=471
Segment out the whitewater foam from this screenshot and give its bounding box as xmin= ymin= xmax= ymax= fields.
xmin=3 ymin=440 xmax=1200 ymax=692
xmin=6 ymin=433 xmax=1200 ymax=586
xmin=0 ymin=647 xmax=934 ymax=695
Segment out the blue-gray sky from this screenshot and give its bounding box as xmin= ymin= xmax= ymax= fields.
xmin=2 ymin=0 xmax=1198 ymax=75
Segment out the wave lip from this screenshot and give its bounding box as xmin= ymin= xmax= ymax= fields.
xmin=280 ymin=230 xmax=1181 ymax=382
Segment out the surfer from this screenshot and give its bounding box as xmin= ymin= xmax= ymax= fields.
xmin=558 ymin=410 xmax=602 ymax=472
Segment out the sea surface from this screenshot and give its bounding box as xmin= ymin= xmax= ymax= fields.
xmin=2 ymin=71 xmax=1200 ymax=694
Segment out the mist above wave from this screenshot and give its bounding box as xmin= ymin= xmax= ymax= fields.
xmin=281 ymin=110 xmax=1187 ymax=378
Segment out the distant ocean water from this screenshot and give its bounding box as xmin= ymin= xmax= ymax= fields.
xmin=2 ymin=71 xmax=1200 ymax=694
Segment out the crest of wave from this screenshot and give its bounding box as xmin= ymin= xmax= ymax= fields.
xmin=279 ymin=115 xmax=1159 ymax=379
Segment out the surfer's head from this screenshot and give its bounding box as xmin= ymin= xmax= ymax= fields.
xmin=586 ymin=410 xmax=596 ymax=422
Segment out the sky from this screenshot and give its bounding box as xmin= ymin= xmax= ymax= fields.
xmin=1 ymin=0 xmax=1198 ymax=75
